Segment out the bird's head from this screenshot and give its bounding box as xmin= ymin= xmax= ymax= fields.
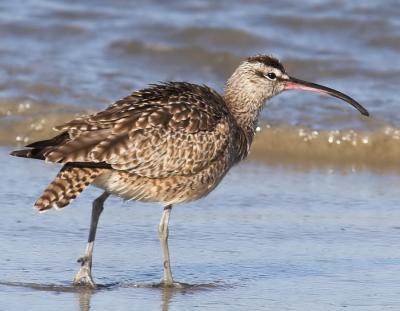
xmin=224 ymin=54 xmax=369 ymax=120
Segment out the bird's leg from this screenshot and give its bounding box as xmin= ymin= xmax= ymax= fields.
xmin=73 ymin=191 xmax=110 ymax=288
xmin=158 ymin=204 xmax=174 ymax=286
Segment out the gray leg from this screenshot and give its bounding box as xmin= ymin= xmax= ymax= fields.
xmin=158 ymin=205 xmax=174 ymax=286
xmin=73 ymin=191 xmax=109 ymax=288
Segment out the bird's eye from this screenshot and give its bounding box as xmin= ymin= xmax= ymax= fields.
xmin=265 ymin=72 xmax=276 ymax=80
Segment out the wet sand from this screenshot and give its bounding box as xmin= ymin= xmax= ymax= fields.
xmin=2 ymin=147 xmax=400 ymax=310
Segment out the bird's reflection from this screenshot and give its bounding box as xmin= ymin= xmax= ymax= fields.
xmin=77 ymin=288 xmax=94 ymax=311
xmin=161 ymin=287 xmax=175 ymax=311
xmin=76 ymin=284 xmax=180 ymax=311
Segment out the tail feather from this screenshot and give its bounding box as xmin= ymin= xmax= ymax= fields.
xmin=35 ymin=165 xmax=105 ymax=212
xmin=10 ymin=132 xmax=70 ymax=160
xmin=10 ymin=148 xmax=46 ymax=160
xmin=25 ymin=132 xmax=69 ymax=148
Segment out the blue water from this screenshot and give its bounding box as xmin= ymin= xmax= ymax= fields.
xmin=2 ymin=147 xmax=400 ymax=310
xmin=1 ymin=1 xmax=399 ymax=127
xmin=1 ymin=1 xmax=400 ymax=310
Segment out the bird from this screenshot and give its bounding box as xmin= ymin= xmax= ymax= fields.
xmin=11 ymin=54 xmax=369 ymax=288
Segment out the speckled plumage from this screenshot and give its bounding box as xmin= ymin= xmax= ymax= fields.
xmin=35 ymin=165 xmax=106 ymax=211
xmin=13 ymin=81 xmax=250 ymax=209
xmin=11 ymin=55 xmax=368 ymax=287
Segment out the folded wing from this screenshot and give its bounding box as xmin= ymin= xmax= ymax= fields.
xmin=34 ymin=82 xmax=232 ymax=178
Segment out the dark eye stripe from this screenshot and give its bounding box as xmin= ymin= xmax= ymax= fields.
xmin=255 ymin=70 xmax=265 ymax=78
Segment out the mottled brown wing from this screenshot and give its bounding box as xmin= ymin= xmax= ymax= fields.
xmin=45 ymin=82 xmax=232 ymax=178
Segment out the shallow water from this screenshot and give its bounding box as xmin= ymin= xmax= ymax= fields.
xmin=1 ymin=1 xmax=400 ymax=170
xmin=2 ymin=147 xmax=400 ymax=310
xmin=2 ymin=1 xmax=400 ymax=310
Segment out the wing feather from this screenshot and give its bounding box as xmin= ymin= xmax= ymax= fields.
xmin=41 ymin=82 xmax=232 ymax=178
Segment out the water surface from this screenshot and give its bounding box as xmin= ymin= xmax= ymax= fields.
xmin=1 ymin=1 xmax=400 ymax=310
xmin=1 ymin=1 xmax=400 ymax=171
xmin=2 ymin=148 xmax=400 ymax=310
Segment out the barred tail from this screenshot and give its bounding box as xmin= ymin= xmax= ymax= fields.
xmin=35 ymin=165 xmax=105 ymax=212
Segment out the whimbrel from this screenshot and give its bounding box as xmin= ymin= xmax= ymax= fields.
xmin=11 ymin=55 xmax=369 ymax=288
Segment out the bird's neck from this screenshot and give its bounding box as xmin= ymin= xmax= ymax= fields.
xmin=223 ymin=79 xmax=265 ymax=147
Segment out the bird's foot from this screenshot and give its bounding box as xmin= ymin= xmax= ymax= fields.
xmin=73 ymin=256 xmax=96 ymax=289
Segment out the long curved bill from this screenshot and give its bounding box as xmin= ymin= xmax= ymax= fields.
xmin=285 ymin=76 xmax=369 ymax=117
